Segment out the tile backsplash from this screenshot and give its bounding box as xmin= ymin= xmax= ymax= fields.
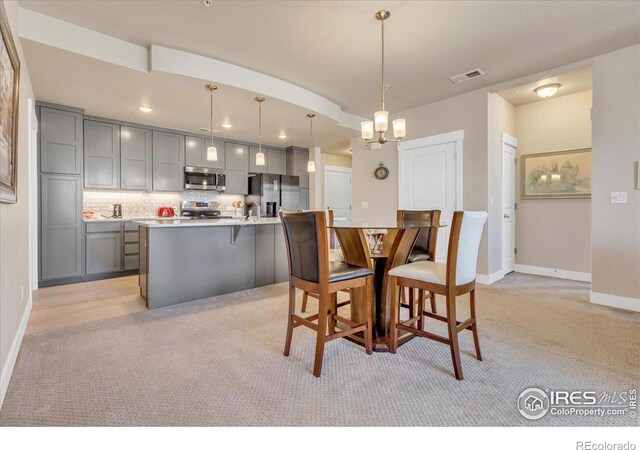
xmin=83 ymin=190 xmax=244 ymax=218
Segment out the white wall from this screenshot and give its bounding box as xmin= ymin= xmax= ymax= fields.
xmin=591 ymin=45 xmax=640 ymax=308
xmin=1 ymin=0 xmax=35 ymax=407
xmin=514 ymin=90 xmax=592 ymax=274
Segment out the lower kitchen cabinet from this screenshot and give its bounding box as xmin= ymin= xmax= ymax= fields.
xmin=86 ymin=233 xmax=122 ymax=274
xmin=256 ymin=225 xmax=276 ymax=286
xmin=274 ymin=225 xmax=289 ymax=283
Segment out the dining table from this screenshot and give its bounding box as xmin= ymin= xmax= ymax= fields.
xmin=328 ymin=218 xmax=447 ymax=352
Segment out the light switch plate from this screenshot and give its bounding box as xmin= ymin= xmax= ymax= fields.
xmin=361 ymin=202 xmax=369 ymax=208
xmin=610 ymin=192 xmax=628 ymax=204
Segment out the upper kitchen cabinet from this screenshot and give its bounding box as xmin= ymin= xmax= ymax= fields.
xmin=286 ymin=146 xmax=309 ymax=188
xmin=185 ymin=136 xmax=225 ymax=169
xmin=120 ymin=126 xmax=152 ymax=190
xmin=225 ymin=142 xmax=249 ymax=194
xmin=268 ymin=148 xmax=286 ymax=175
xmin=39 ymin=107 xmax=83 ymax=175
xmin=84 ymin=120 xmax=120 ymax=189
xmin=152 ymin=131 xmax=185 ymax=191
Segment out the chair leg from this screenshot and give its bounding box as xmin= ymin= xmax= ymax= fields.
xmin=329 ymin=293 xmax=337 ymax=335
xmin=470 ymin=288 xmax=482 ymax=361
xmin=284 ymin=284 xmax=296 ymax=357
xmin=301 ymin=291 xmax=309 ymax=313
xmin=389 ymin=276 xmax=399 ymax=353
xmin=430 ymin=291 xmax=438 ymax=314
xmin=408 ymin=288 xmax=415 ymax=320
xmin=417 ymin=289 xmax=425 ymax=331
xmin=446 ymin=293 xmax=463 ymax=380
xmin=313 ymin=290 xmax=328 ymax=377
xmin=364 ymin=276 xmax=374 ymax=355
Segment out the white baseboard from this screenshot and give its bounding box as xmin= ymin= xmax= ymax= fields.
xmin=514 ymin=264 xmax=591 ymax=282
xmin=0 ymin=297 xmax=32 ymax=410
xmin=590 ymin=291 xmax=640 ymax=312
xmin=476 ymin=271 xmax=505 ymax=285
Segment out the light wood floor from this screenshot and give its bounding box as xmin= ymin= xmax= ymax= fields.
xmin=27 ymin=276 xmax=147 ymax=335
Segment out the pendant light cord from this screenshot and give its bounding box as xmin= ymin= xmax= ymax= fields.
xmin=381 ymin=17 xmax=385 ymax=111
xmin=258 ymin=101 xmax=262 ymax=153
xmin=210 ymin=88 xmax=214 ymax=146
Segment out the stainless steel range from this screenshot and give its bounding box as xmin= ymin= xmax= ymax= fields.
xmin=179 ymin=201 xmax=233 ymax=219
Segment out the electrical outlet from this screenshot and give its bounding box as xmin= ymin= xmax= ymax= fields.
xmin=20 ymin=285 xmax=24 ymax=303
xmin=361 ymin=202 xmax=369 ymax=208
xmin=610 ymin=192 xmax=628 ymax=204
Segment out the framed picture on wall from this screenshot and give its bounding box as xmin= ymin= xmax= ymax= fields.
xmin=0 ymin=2 xmax=20 ymax=203
xmin=521 ymin=148 xmax=591 ymax=199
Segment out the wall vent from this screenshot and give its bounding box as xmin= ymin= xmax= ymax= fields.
xmin=449 ymin=69 xmax=485 ymax=84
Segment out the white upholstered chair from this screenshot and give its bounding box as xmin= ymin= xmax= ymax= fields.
xmin=388 ymin=210 xmax=488 ymax=380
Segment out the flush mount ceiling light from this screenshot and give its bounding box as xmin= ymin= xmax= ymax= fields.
xmin=306 ymin=113 xmax=316 ymax=173
xmin=534 ymin=83 xmax=561 ymax=98
xmin=255 ymin=97 xmax=266 ymax=166
xmin=361 ymin=10 xmax=406 ymax=146
xmin=222 ymin=122 xmax=232 ymax=129
xmin=138 ymin=106 xmax=153 ymax=113
xmin=278 ymin=132 xmax=287 ymax=139
xmin=205 ymin=84 xmax=218 ymax=162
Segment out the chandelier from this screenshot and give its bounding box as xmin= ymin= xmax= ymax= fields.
xmin=361 ymin=10 xmax=406 ymax=146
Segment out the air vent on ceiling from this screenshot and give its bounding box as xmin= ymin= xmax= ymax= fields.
xmin=449 ymin=69 xmax=485 ymax=84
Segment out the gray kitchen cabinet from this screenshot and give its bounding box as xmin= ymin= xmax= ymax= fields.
xmin=255 ymin=225 xmax=275 ymax=286
xmin=268 ymin=148 xmax=286 ymax=175
xmin=286 ymin=146 xmax=309 ymax=188
xmin=152 ymin=131 xmax=184 ymax=191
xmin=225 ymin=169 xmax=248 ymax=195
xmin=84 ymin=120 xmax=120 ymax=189
xmin=39 ymin=107 xmax=83 ymax=175
xmin=40 ymin=174 xmax=83 ymax=281
xmin=299 ymin=188 xmax=309 ymax=210
xmin=274 ymin=224 xmax=289 ymax=283
xmin=120 ymin=126 xmax=151 ymax=190
xmin=249 ymin=146 xmax=266 ymax=173
xmin=186 ymin=136 xmax=225 ymax=169
xmin=225 ymin=142 xmax=249 ymax=170
xmin=86 ymin=232 xmax=122 ymax=274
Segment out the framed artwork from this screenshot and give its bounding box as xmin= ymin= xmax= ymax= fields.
xmin=0 ymin=2 xmax=20 ymax=203
xmin=521 ymin=148 xmax=591 ymax=199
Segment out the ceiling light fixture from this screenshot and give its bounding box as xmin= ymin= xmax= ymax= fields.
xmin=534 ymin=83 xmax=561 ymax=98
xmin=306 ymin=113 xmax=316 ymax=173
xmin=361 ymin=10 xmax=405 ymax=146
xmin=222 ymin=122 xmax=232 ymax=129
xmin=138 ymin=106 xmax=153 ymax=113
xmin=205 ymin=84 xmax=218 ymax=162
xmin=255 ymin=97 xmax=266 ymax=166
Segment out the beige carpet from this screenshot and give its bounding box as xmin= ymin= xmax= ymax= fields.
xmin=1 ymin=274 xmax=638 ymax=426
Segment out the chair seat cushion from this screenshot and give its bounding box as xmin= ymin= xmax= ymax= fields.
xmin=329 ymin=248 xmax=344 ymax=262
xmin=388 ymin=261 xmax=475 ymax=286
xmin=408 ymin=250 xmax=431 ymax=263
xmin=329 ymin=262 xmax=373 ymax=283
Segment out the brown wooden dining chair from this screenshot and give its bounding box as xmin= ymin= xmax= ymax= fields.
xmin=280 ymin=210 xmax=374 ymax=377
xmin=389 ymin=211 xmax=488 ymax=380
xmin=396 ymin=209 xmax=441 ymax=315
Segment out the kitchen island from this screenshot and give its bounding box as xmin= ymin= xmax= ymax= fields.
xmin=135 ymin=218 xmax=288 ymax=309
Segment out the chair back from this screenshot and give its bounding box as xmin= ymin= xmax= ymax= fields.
xmin=397 ymin=209 xmax=441 ymax=260
xmin=280 ymin=210 xmax=329 ymax=284
xmin=445 ymin=211 xmax=488 ymax=286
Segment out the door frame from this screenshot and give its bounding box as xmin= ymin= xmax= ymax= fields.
xmin=323 ymin=165 xmax=352 ymax=214
xmin=397 ymin=129 xmax=464 ymax=210
xmin=501 ymin=132 xmax=517 ymax=275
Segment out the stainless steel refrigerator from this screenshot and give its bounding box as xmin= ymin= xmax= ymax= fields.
xmin=246 ymin=174 xmax=300 ymax=217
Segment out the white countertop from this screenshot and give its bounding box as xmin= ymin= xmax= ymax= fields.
xmin=134 ymin=217 xmax=281 ymax=228
xmin=84 ymin=215 xmax=246 ymax=223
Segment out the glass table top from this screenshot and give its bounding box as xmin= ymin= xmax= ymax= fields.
xmin=328 ymin=219 xmax=447 ymax=229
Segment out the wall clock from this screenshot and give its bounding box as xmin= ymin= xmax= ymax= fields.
xmin=374 ymin=162 xmax=389 ymax=180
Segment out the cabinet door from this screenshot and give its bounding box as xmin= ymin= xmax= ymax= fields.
xmin=295 ymin=149 xmax=309 ymax=188
xmin=255 ymin=225 xmax=275 ymax=286
xmin=268 ymin=148 xmax=285 ymax=175
xmin=40 ymin=174 xmax=82 ymax=280
xmin=84 ymin=120 xmax=120 ymax=189
xmin=225 ymin=142 xmax=248 ymax=171
xmin=249 ymin=146 xmax=266 ymax=173
xmin=152 ymin=131 xmax=184 ymax=191
xmin=86 ymin=233 xmax=122 ymax=274
xmin=121 ymin=126 xmax=151 ymax=190
xmin=274 ymin=224 xmax=289 ymax=283
xmin=39 ymin=107 xmax=83 ymax=175
xmin=225 ymin=169 xmax=248 ymax=195
xmin=185 ymin=136 xmax=205 ymax=167
xmin=299 ymin=188 xmax=309 ymax=210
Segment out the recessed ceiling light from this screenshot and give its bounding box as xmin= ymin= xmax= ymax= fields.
xmin=138 ymin=106 xmax=153 ymax=113
xmin=278 ymin=133 xmax=287 ymax=139
xmin=222 ymin=123 xmax=232 ymax=129
xmin=534 ymin=83 xmax=561 ymax=98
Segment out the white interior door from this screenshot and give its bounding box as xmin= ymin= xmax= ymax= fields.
xmin=502 ymin=133 xmax=517 ymax=274
xmin=324 ymin=165 xmax=351 ymax=223
xmin=398 ymin=130 xmax=463 ymax=262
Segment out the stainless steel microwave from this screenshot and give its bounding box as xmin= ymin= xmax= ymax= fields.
xmin=184 ymin=167 xmax=226 ymax=191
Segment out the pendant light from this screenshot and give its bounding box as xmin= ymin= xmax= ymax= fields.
xmin=255 ymin=97 xmax=266 ymax=166
xmin=306 ymin=113 xmax=316 ymax=173
xmin=361 ymin=10 xmax=406 ymax=146
xmin=205 ymin=84 xmax=218 ymax=161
